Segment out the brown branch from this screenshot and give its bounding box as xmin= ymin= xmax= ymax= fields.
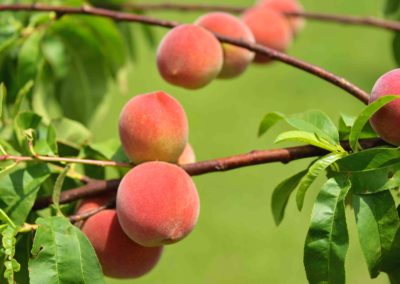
xmin=126 ymin=3 xmax=400 ymax=33
xmin=69 ymin=200 xmax=115 ymax=223
xmin=0 ymin=3 xmax=369 ymax=103
xmin=33 ymin=138 xmax=387 ymax=210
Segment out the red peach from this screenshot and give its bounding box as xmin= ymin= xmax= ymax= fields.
xmin=178 ymin=143 xmax=196 ymax=165
xmin=157 ymin=24 xmax=223 ymax=89
xmin=119 ymin=91 xmax=188 ymax=164
xmin=242 ymin=7 xmax=292 ymax=63
xmin=369 ymin=69 xmax=400 ymax=145
xmin=195 ymin=12 xmax=255 ymax=79
xmin=257 ymin=0 xmax=305 ymax=34
xmin=81 ymin=209 xmax=163 ymax=279
xmin=116 ymin=161 xmax=199 ymax=247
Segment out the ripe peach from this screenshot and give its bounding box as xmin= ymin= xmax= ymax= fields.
xmin=242 ymin=7 xmax=292 ymax=63
xmin=81 ymin=209 xmax=163 ymax=279
xmin=369 ymin=69 xmax=400 ymax=145
xmin=116 ymin=161 xmax=200 ymax=247
xmin=257 ymin=0 xmax=305 ymax=34
xmin=119 ymin=91 xmax=188 ymax=164
xmin=195 ymin=12 xmax=255 ymax=79
xmin=178 ymin=143 xmax=196 ymax=165
xmin=76 ymin=192 xmax=115 ymax=214
xmin=157 ymin=24 xmax=223 ymax=89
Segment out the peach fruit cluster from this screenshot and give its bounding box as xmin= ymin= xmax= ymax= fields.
xmin=157 ymin=0 xmax=305 ymax=89
xmin=78 ymin=91 xmax=199 ymax=279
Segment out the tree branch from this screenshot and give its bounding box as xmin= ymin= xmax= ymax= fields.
xmin=33 ymin=138 xmax=387 ymax=210
xmin=0 ymin=3 xmax=369 ymax=103
xmin=126 ymin=2 xmax=400 ymax=33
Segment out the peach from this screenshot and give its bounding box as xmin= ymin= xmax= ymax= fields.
xmin=81 ymin=209 xmax=163 ymax=279
xmin=242 ymin=7 xmax=292 ymax=63
xmin=119 ymin=91 xmax=188 ymax=164
xmin=157 ymin=24 xmax=223 ymax=89
xmin=116 ymin=161 xmax=199 ymax=247
xmin=369 ymin=69 xmax=400 ymax=145
xmin=195 ymin=12 xmax=255 ymax=79
xmin=178 ymin=143 xmax=196 ymax=165
xmin=76 ymin=192 xmax=115 ymax=214
xmin=257 ymin=0 xmax=305 ymax=34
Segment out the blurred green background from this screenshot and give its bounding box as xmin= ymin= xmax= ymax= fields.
xmin=90 ymin=0 xmax=394 ymax=283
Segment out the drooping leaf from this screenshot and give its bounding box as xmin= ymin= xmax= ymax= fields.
xmin=353 ymin=191 xmax=400 ymax=278
xmin=29 ymin=216 xmax=104 ymax=284
xmin=304 ymin=176 xmax=350 ymax=284
xmin=0 ymin=164 xmax=50 ymax=226
xmin=296 ymin=152 xmax=347 ymax=211
xmin=52 ymin=165 xmax=71 ymax=215
xmin=349 ymin=95 xmax=399 ymax=151
xmin=2 ymin=226 xmax=20 ymax=284
xmin=258 ymin=112 xmax=285 ymax=137
xmin=271 ymin=170 xmax=307 ymax=225
xmin=275 ymin=130 xmax=343 ymax=153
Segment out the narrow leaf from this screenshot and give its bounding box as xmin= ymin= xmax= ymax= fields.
xmin=349 ymin=95 xmax=399 ymax=151
xmin=275 ymin=130 xmax=342 ymax=153
xmin=271 ymin=170 xmax=307 ymax=225
xmin=304 ymin=176 xmax=350 ymax=284
xmin=296 ymin=152 xmax=347 ymax=211
xmin=52 ymin=165 xmax=71 ymax=215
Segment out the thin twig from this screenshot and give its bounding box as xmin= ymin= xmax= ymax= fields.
xmin=33 ymin=138 xmax=387 ymax=209
xmin=69 ymin=200 xmax=115 ymax=223
xmin=0 ymin=154 xmax=131 ymax=168
xmin=0 ymin=3 xmax=370 ymax=103
xmin=126 ymin=3 xmax=400 ymax=33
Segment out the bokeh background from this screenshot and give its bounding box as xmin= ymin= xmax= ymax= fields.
xmin=91 ymin=0 xmax=393 ymax=283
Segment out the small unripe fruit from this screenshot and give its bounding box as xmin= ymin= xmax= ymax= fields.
xmin=178 ymin=143 xmax=196 ymax=165
xmin=369 ymin=69 xmax=400 ymax=145
xmin=257 ymin=0 xmax=305 ymax=34
xmin=242 ymin=8 xmax=292 ymax=63
xmin=119 ymin=91 xmax=188 ymax=164
xmin=81 ymin=209 xmax=163 ymax=279
xmin=157 ymin=24 xmax=223 ymax=89
xmin=117 ymin=161 xmax=200 ymax=247
xmin=195 ymin=12 xmax=255 ymax=79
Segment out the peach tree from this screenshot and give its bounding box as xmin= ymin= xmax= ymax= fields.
xmin=0 ymin=0 xmax=400 ymax=283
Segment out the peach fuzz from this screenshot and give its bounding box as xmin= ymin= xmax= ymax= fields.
xmin=257 ymin=0 xmax=305 ymax=34
xmin=116 ymin=161 xmax=199 ymax=247
xmin=157 ymin=24 xmax=223 ymax=89
xmin=119 ymin=91 xmax=188 ymax=164
xmin=195 ymin=12 xmax=255 ymax=79
xmin=81 ymin=209 xmax=163 ymax=279
xmin=369 ymin=69 xmax=400 ymax=145
xmin=242 ymin=7 xmax=292 ymax=63
xmin=178 ymin=143 xmax=196 ymax=165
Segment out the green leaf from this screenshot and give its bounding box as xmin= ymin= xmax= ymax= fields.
xmin=16 ymin=30 xmax=44 ymax=91
xmin=338 ymin=113 xmax=377 ymax=140
xmin=349 ymin=95 xmax=400 ymax=151
xmin=12 ymin=80 xmax=34 ymax=117
xmin=0 ymin=83 xmax=6 ymax=119
xmin=353 ymin=191 xmax=400 ymax=278
xmin=271 ymin=170 xmax=307 ymax=225
xmin=51 ymin=117 xmax=91 ymax=149
xmin=87 ymin=138 xmax=128 ymax=162
xmin=296 ymin=152 xmax=347 ymax=211
xmin=259 ymin=110 xmax=340 ymax=145
xmin=2 ymin=226 xmax=19 ymax=284
xmin=393 ymin=33 xmax=400 ymax=66
xmin=258 ymin=112 xmax=285 ymax=137
xmin=384 ymin=0 xmax=400 ymax=19
xmin=52 ymin=165 xmax=71 ymax=215
xmin=275 ymin=130 xmax=343 ymax=152
xmin=0 ymin=164 xmax=50 ymax=226
xmin=304 ymin=176 xmax=350 ymax=284
xmin=29 ymin=216 xmax=104 ymax=284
